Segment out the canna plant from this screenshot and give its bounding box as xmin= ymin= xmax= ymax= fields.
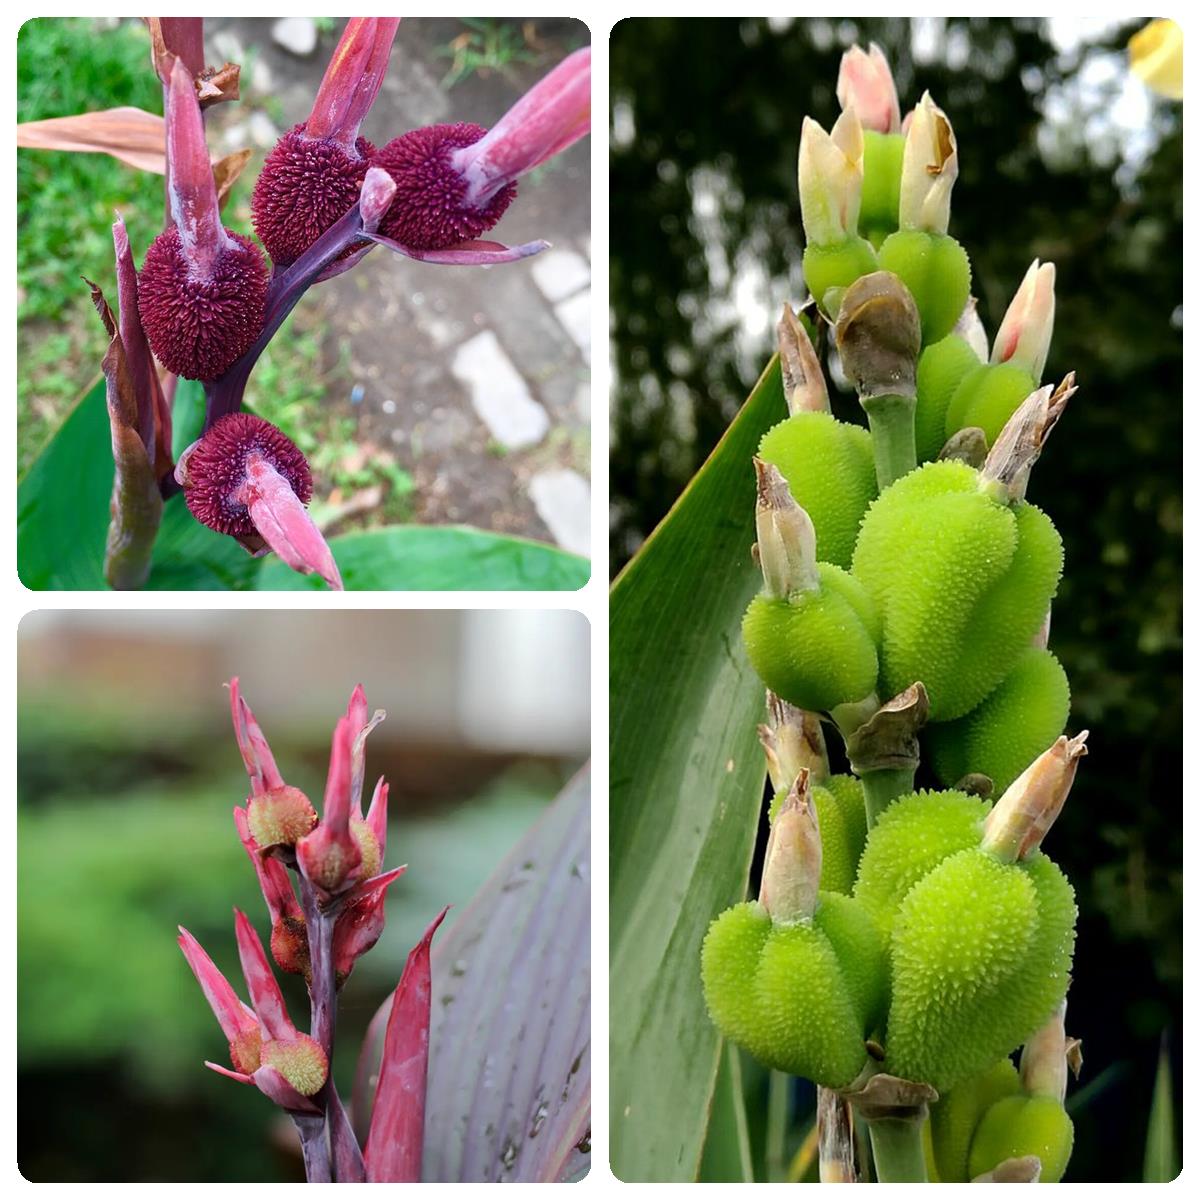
xmin=180 ymin=679 xmax=590 ymax=1182
xmin=17 ymin=18 xmax=591 ymax=591
xmin=612 ymin=40 xmax=1094 ymax=1184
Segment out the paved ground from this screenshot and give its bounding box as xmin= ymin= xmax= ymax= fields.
xmin=207 ymin=18 xmax=591 ymax=556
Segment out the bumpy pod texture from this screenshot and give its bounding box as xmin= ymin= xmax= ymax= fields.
xmin=944 ymin=362 xmax=1037 ymax=450
xmin=743 ymin=563 xmax=880 ymax=713
xmin=914 ymin=334 xmax=981 ymax=462
xmin=802 ymin=237 xmax=878 ymax=318
xmin=701 ymin=895 xmax=885 ymax=1087
xmin=877 ymin=230 xmax=972 ymax=345
xmin=758 ymin=412 xmax=877 ymax=570
xmin=968 ymin=1094 xmax=1074 ymax=1182
xmin=928 ymin=1058 xmax=1021 ymax=1182
xmin=373 ymin=123 xmax=517 ymax=251
xmin=251 ymin=123 xmax=376 ymax=266
xmin=183 ymin=413 xmax=313 ymax=537
xmin=928 ymin=648 xmax=1071 ymax=794
xmin=769 ymin=774 xmax=868 ymax=895
xmin=246 ymin=785 xmax=318 ymax=849
xmin=260 ymin=1034 xmax=328 ymax=1096
xmin=851 ymin=459 xmax=1064 ymax=721
xmin=138 ymin=227 xmax=269 ymax=381
xmin=885 ymin=849 xmax=1077 ymax=1092
xmin=859 ymin=130 xmax=904 ymax=246
xmin=854 ymin=788 xmax=990 ymax=935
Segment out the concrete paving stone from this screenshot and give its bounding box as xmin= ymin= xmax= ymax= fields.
xmin=554 ymin=291 xmax=592 ymax=363
xmin=529 ymin=469 xmax=591 ymax=557
xmin=531 ymin=248 xmax=591 ymax=303
xmin=272 ymin=17 xmax=318 ymax=56
xmin=451 ymin=331 xmax=550 ymax=451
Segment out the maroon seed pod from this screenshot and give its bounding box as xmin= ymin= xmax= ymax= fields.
xmin=372 ymin=123 xmax=517 ymax=251
xmin=178 ymin=412 xmax=312 ymax=538
xmin=138 ymin=226 xmax=269 ymax=382
xmin=251 ymin=122 xmax=377 ymax=267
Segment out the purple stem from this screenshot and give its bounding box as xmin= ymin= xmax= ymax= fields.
xmin=293 ymin=1111 xmax=332 ymax=1183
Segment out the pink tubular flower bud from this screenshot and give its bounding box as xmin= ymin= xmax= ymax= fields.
xmin=798 ymin=108 xmax=865 ymax=246
xmin=837 ymin=43 xmax=901 ymax=134
xmin=758 ymin=771 xmax=822 ymax=923
xmin=229 ymin=677 xmax=285 ymax=797
xmin=897 ymin=92 xmax=958 ymax=235
xmin=991 ymin=259 xmax=1056 ymax=383
xmin=298 ymin=715 xmax=364 ymax=894
xmin=307 ymin=18 xmax=400 ymax=151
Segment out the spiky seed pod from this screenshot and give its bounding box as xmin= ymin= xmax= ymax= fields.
xmin=876 ymin=230 xmax=972 ymax=345
xmin=853 ymin=788 xmax=991 ymax=934
xmin=851 ymin=459 xmax=1064 ymax=721
xmin=969 ymin=1095 xmax=1074 ymax=1183
xmin=927 ymin=648 xmax=1071 ymax=794
xmin=884 ymin=848 xmax=1077 ymax=1093
xmin=757 ymin=412 xmax=877 ymax=570
xmin=372 ymin=123 xmax=517 ymax=251
xmin=914 ymin=333 xmax=982 ymax=462
xmin=251 ymin=123 xmax=376 ymax=267
xmin=137 ymin=226 xmax=269 ymax=381
xmin=246 ymin=785 xmax=319 ymax=850
xmin=228 ymin=1025 xmax=264 ymax=1076
xmin=928 ymin=1058 xmax=1022 ymax=1182
xmin=350 ymin=816 xmax=381 ymax=881
xmin=802 ymin=237 xmax=879 ymax=319
xmin=743 ymin=562 xmax=880 ymax=713
xmin=770 ymin=774 xmax=868 ymax=895
xmin=943 ymin=361 xmax=1038 ymax=451
xmin=180 ymin=413 xmax=313 ymax=538
xmin=700 ymin=894 xmax=886 ymax=1087
xmin=269 ymin=914 xmax=311 ymax=980
xmin=260 ymin=1033 xmax=329 ymax=1096
xmin=859 ymin=130 xmax=905 ymax=246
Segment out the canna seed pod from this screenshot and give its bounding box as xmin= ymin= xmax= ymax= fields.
xmin=770 ymin=774 xmax=868 ymax=896
xmin=802 ymin=238 xmax=879 ymax=320
xmin=757 ymin=411 xmax=877 ymax=570
xmin=928 ymin=1058 xmax=1022 ymax=1182
xmin=968 ymin=1095 xmax=1074 ymax=1183
xmin=943 ymin=361 xmax=1038 ymax=451
xmin=876 ymin=229 xmax=972 ymax=345
xmin=259 ymin=1034 xmax=329 ymax=1097
xmin=851 ymin=459 xmax=1064 ymax=721
xmin=927 ymin=647 xmax=1071 ymax=794
xmin=913 ymin=333 xmax=982 ymax=462
xmin=859 ymin=130 xmax=905 ymax=246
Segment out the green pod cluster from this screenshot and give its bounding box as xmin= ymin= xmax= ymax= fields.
xmin=885 ymin=847 xmax=1077 ymax=1092
xmin=802 ymin=237 xmax=878 ymax=319
xmin=851 ymin=459 xmax=1064 ymax=721
xmin=859 ymin=130 xmax=905 ymax=246
xmin=968 ymin=1094 xmax=1074 ymax=1182
xmin=928 ymin=1058 xmax=1021 ymax=1181
xmin=944 ymin=361 xmax=1038 ymax=450
xmin=700 ymin=894 xmax=886 ymax=1087
xmin=758 ymin=412 xmax=877 ymax=570
xmin=743 ymin=562 xmax=880 ymax=713
xmin=913 ymin=334 xmax=982 ymax=462
xmin=927 ymin=648 xmax=1071 ymax=794
xmin=770 ymin=774 xmax=867 ymax=895
xmin=877 ymin=230 xmax=972 ymax=345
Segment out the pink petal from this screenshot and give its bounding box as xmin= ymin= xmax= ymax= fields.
xmin=350 ymin=710 xmax=386 ymax=822
xmin=178 ymin=926 xmax=258 ymax=1044
xmin=368 ymin=232 xmax=550 ymax=265
xmin=252 ymin=1064 xmax=323 ymax=1114
xmin=239 ymin=455 xmax=343 ymax=590
xmin=229 ymin=677 xmax=285 ymax=795
xmin=165 ymin=57 xmax=224 ymax=274
xmin=365 ymin=778 xmax=389 ymax=859
xmin=307 ymin=18 xmax=401 ymax=152
xmin=234 ymin=807 xmax=304 ymax=924
xmin=113 ymin=216 xmax=165 ymax=461
xmin=233 ymin=908 xmax=295 ymax=1042
xmin=365 ymin=907 xmax=450 ymax=1182
xmin=332 ymin=865 xmax=407 ymax=979
xmin=204 ymin=1061 xmax=254 ymax=1084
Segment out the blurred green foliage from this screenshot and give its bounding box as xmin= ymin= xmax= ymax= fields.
xmin=611 ymin=17 xmax=1180 ymax=1183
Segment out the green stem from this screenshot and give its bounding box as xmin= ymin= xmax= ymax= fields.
xmin=860 ymin=766 xmax=916 ymax=828
xmin=865 ymin=1115 xmax=928 ymax=1183
xmin=862 ymin=393 xmax=917 ymax=490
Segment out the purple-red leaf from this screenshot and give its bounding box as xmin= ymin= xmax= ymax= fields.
xmin=366 ymin=232 xmax=550 ymax=266
xmin=364 ymin=906 xmax=450 ymax=1183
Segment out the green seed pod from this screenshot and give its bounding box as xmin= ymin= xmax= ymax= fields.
xmin=914 ymin=334 xmax=981 ymax=462
xmin=928 ymin=1058 xmax=1021 ymax=1182
xmin=758 ymin=412 xmax=877 ymax=569
xmin=802 ymin=237 xmax=878 ymax=319
xmin=969 ymin=1095 xmax=1074 ymax=1183
xmin=853 ymin=788 xmax=990 ymax=935
xmin=770 ymin=774 xmax=867 ymax=895
xmin=943 ymin=362 xmax=1038 ymax=450
xmin=744 ymin=562 xmax=880 ymax=712
xmin=927 ymin=648 xmax=1070 ymax=794
xmin=860 ymin=130 xmax=904 ymax=245
xmin=877 ymin=230 xmax=972 ymax=345
xmin=700 ymin=894 xmax=885 ymax=1087
xmin=851 ymin=459 xmax=1064 ymax=720
xmin=885 ymin=848 xmax=1076 ymax=1092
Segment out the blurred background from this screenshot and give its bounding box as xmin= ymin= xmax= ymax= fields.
xmin=17 ymin=609 xmax=589 ymax=1181
xmin=610 ymin=17 xmax=1181 ymax=1183
xmin=18 ymin=17 xmax=591 ymax=557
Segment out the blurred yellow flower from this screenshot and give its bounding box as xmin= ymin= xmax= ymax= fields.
xmin=1129 ymin=18 xmax=1183 ymax=100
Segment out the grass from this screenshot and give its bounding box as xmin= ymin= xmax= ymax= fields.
xmin=436 ymin=18 xmax=538 ymax=87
